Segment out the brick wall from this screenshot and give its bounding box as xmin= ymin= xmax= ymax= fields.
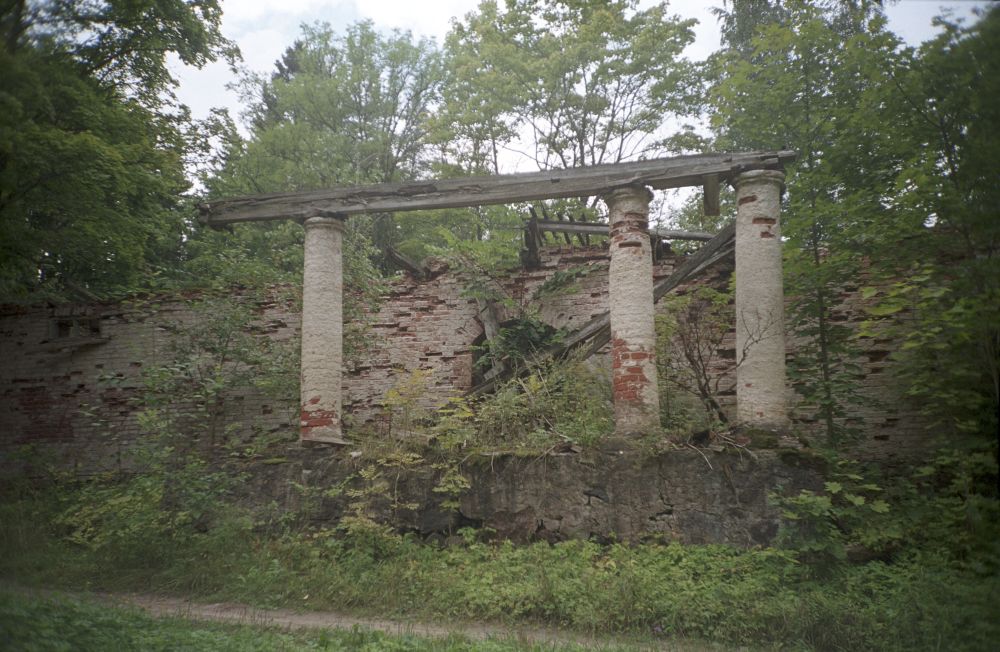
xmin=0 ymin=245 xmax=932 ymax=477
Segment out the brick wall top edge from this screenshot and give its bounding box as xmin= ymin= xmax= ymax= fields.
xmin=0 ymin=284 xmax=302 ymax=316
xmin=2 ymin=245 xmax=723 ymax=317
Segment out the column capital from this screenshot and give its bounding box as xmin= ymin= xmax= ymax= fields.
xmin=303 ymin=215 xmax=346 ymax=231
xmin=733 ymin=168 xmax=785 ymax=191
xmin=601 ymin=184 xmax=653 ymax=204
xmin=602 ymin=184 xmax=654 ymax=207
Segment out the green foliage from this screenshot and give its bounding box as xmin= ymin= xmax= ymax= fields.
xmin=55 ymin=462 xmax=245 ymax=583
xmin=205 ymin=20 xmax=444 ymax=271
xmin=50 ymin=291 xmax=299 ymax=586
xmin=7 ymin=1 xmax=237 ymax=109
xmin=5 ymin=470 xmax=1000 ymax=652
xmin=474 ymin=317 xmax=562 ymax=379
xmin=442 ymin=0 xmax=698 ymax=170
xmin=112 ymin=294 xmax=299 ymax=455
xmin=860 ymin=271 xmax=999 ymax=438
xmin=381 ymin=369 xmax=436 ymax=437
xmin=774 ymin=459 xmax=894 ymax=570
xmin=471 ymin=357 xmax=613 ymax=449
xmin=431 ymin=463 xmax=472 ymax=513
xmin=0 ymin=47 xmax=187 ymax=300
xmin=0 ymin=0 xmax=235 ymax=301
xmin=369 ymin=356 xmax=611 ymax=454
xmin=0 ymin=590 xmax=309 ymax=652
xmin=775 ymin=446 xmax=1000 ymax=578
xmin=708 ymin=2 xmax=1000 ymax=452
xmin=533 ymin=265 xmax=594 ymax=301
xmin=434 ymin=228 xmax=521 ymax=305
xmin=856 ymin=9 xmax=1000 ymax=446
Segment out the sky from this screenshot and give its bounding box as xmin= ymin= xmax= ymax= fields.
xmin=170 ymin=0 xmax=991 ymax=143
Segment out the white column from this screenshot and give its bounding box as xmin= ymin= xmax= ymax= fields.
xmin=733 ymin=169 xmax=788 ymax=429
xmin=604 ymin=185 xmax=660 ymax=436
xmin=300 ymin=216 xmax=347 ymax=444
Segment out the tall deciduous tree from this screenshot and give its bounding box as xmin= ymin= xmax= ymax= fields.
xmin=440 ymin=0 xmax=699 ymax=172
xmin=711 ymin=0 xmax=999 ymax=454
xmin=0 ymin=0 xmax=235 ymax=301
xmin=191 ymin=21 xmax=444 ymax=341
xmin=709 ymin=0 xmax=907 ymax=445
xmin=200 ymin=21 xmax=443 ymax=268
xmin=870 ymin=7 xmax=1000 ymax=452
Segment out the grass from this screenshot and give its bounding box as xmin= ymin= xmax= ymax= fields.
xmin=2 ymin=493 xmax=998 ymax=652
xmin=1 ymin=445 xmax=997 ymax=652
xmin=0 ymin=588 xmax=667 ymax=652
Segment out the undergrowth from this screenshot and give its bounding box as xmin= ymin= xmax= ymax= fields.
xmin=1 ymin=445 xmax=997 ymax=652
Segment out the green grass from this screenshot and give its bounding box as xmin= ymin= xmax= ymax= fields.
xmin=1 ymin=448 xmax=998 ymax=652
xmin=0 ymin=588 xmax=657 ymax=651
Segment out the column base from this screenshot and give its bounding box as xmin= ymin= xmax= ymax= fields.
xmin=301 ymin=428 xmax=350 ymax=446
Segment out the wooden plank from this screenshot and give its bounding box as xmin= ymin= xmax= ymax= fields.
xmin=467 ymin=223 xmax=736 ymax=396
xmin=557 ymin=212 xmax=573 ymax=245
xmin=521 ymin=217 xmax=541 ymax=269
xmin=703 ymin=173 xmax=721 ymax=217
xmin=567 ymin=213 xmax=588 ymax=246
xmin=385 ymin=246 xmax=426 ymax=280
xmin=475 ymin=299 xmax=505 ymax=382
xmin=654 ymin=222 xmax=735 ymax=303
xmin=199 ymin=150 xmax=795 ymax=225
xmin=533 ymin=220 xmax=714 ymax=241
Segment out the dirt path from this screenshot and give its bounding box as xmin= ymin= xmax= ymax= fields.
xmin=5 ymin=582 xmax=726 ymax=650
xmin=91 ymin=590 xmax=716 ymax=651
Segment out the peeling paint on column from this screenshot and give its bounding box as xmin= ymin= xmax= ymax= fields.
xmin=604 ymin=186 xmax=659 ymax=435
xmin=733 ymin=169 xmax=788 ymax=429
xmin=300 ymin=216 xmax=347 ymax=444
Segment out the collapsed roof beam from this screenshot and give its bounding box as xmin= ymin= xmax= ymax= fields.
xmin=531 ymin=219 xmax=714 ymax=241
xmin=468 ymin=222 xmax=736 ymax=397
xmin=199 ymin=150 xmax=795 ymax=226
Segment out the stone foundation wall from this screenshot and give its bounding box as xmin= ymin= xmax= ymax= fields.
xmin=244 ymin=446 xmax=825 ymax=548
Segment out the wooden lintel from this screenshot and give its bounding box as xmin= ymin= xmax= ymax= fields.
xmin=199 ymin=151 xmax=796 ymax=225
xmin=703 ymin=174 xmax=721 ymax=217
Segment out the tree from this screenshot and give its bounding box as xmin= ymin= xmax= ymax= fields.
xmin=710 ymin=0 xmax=999 ymax=456
xmin=709 ymin=0 xmax=907 ymax=445
xmin=440 ymin=0 xmax=699 ymax=173
xmin=199 ymin=21 xmax=443 ymax=269
xmin=0 ymin=0 xmax=235 ymax=301
xmin=867 ymin=7 xmax=1000 ymax=454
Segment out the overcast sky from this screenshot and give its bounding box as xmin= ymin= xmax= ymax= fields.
xmin=170 ymin=0 xmax=990 ymax=135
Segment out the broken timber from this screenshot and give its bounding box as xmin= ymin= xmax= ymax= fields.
xmin=198 ymin=151 xmax=795 ymax=225
xmin=468 ymin=222 xmax=736 ymax=396
xmin=530 ymin=219 xmax=714 ymax=241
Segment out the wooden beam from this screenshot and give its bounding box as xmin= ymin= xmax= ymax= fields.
xmin=532 ymin=219 xmax=714 ymax=241
xmin=703 ymin=174 xmax=721 ymax=217
xmin=467 ymin=223 xmax=736 ymax=396
xmin=199 ymin=151 xmax=796 ymax=225
xmin=385 ymin=246 xmax=426 ymax=280
xmin=520 ymin=216 xmax=541 ymax=269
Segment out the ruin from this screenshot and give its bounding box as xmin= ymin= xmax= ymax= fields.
xmin=199 ymin=150 xmax=796 ymax=443
xmin=1 ymin=151 xmax=937 ymax=544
